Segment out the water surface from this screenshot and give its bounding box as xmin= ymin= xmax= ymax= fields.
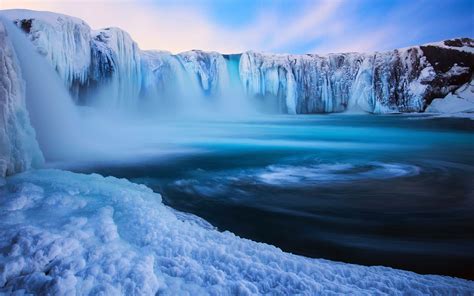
xmin=74 ymin=114 xmax=474 ymax=279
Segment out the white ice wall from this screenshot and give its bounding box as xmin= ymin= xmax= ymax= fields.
xmin=2 ymin=9 xmax=472 ymax=116
xmin=0 ymin=21 xmax=43 ymax=177
xmin=239 ymin=48 xmax=441 ymax=114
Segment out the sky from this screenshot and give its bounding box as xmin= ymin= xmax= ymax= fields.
xmin=1 ymin=0 xmax=473 ymax=54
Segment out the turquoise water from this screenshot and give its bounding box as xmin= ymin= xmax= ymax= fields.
xmin=75 ymin=114 xmax=474 ymax=279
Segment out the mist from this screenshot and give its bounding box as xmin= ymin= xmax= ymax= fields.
xmin=3 ymin=20 xmax=265 ymax=168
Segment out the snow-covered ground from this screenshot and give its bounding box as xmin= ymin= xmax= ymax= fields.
xmin=0 ymin=169 xmax=473 ymax=295
xmin=425 ymin=81 xmax=474 ymax=119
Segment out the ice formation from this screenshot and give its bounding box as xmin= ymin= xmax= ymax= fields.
xmin=239 ymin=47 xmax=471 ymax=113
xmin=0 ymin=8 xmax=473 ymax=295
xmin=1 ymin=169 xmax=473 ymax=295
xmin=177 ymin=50 xmax=230 ymax=97
xmin=426 ymin=80 xmax=474 ymax=115
xmin=0 ymin=21 xmax=43 ymax=177
xmin=2 ymin=10 xmax=91 ymax=94
xmin=89 ymin=27 xmax=142 ymax=107
xmin=2 ymin=9 xmax=472 ymax=115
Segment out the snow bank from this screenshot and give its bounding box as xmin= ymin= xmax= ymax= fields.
xmin=0 ymin=169 xmax=472 ymax=294
xmin=0 ymin=21 xmax=43 ymax=177
xmin=426 ymin=80 xmax=474 ymax=115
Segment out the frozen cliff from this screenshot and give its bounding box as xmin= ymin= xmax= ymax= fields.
xmin=0 ymin=20 xmax=43 ymax=177
xmin=2 ymin=9 xmax=473 ymax=115
xmin=240 ymin=42 xmax=473 ymax=113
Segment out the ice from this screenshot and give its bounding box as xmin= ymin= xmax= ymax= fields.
xmin=1 ymin=9 xmax=91 ymax=95
xmin=426 ymin=80 xmax=474 ymax=114
xmin=1 ymin=169 xmax=473 ymax=294
xmin=2 ymin=9 xmax=473 ymax=116
xmin=177 ymin=50 xmax=229 ymax=96
xmin=0 ymin=20 xmax=43 ymax=177
xmin=239 ymin=47 xmax=441 ymax=114
xmin=90 ymin=28 xmax=142 ymax=108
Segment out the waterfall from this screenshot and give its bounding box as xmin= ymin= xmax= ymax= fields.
xmin=3 ymin=18 xmax=83 ymax=161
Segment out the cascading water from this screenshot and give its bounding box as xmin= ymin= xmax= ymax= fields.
xmin=2 ymin=18 xmax=83 ymax=161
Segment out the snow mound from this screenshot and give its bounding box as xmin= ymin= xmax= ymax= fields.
xmin=1 ymin=169 xmax=472 ymax=294
xmin=426 ymin=81 xmax=474 ymax=115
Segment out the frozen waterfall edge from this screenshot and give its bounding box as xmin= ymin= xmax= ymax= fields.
xmin=1 ymin=9 xmax=472 ymax=115
xmin=0 ymin=20 xmax=43 ymax=177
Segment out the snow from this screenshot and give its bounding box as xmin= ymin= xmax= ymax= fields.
xmin=239 ymin=47 xmax=438 ymax=114
xmin=0 ymin=20 xmax=43 ymax=177
xmin=2 ymin=9 xmax=472 ymax=116
xmin=426 ymin=80 xmax=474 ymax=114
xmin=424 ymin=38 xmax=474 ymax=54
xmin=1 ymin=9 xmax=92 ymax=91
xmin=1 ymin=169 xmax=473 ymax=295
xmin=90 ymin=28 xmax=142 ymax=107
xmin=177 ymin=50 xmax=229 ymax=96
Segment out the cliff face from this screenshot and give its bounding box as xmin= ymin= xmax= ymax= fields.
xmin=240 ymin=42 xmax=473 ymax=114
xmin=2 ymin=9 xmax=473 ymax=114
xmin=0 ymin=20 xmax=43 ymax=177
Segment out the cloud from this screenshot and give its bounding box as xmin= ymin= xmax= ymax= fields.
xmin=1 ymin=0 xmax=471 ymax=54
xmin=266 ymin=0 xmax=344 ymax=49
xmin=0 ymin=0 xmax=349 ymax=53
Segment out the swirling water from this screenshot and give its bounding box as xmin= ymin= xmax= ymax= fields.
xmin=73 ymin=114 xmax=474 ymax=279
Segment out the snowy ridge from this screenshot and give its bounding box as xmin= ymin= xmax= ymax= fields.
xmin=1 ymin=169 xmax=473 ymax=295
xmin=2 ymin=9 xmax=473 ymax=115
xmin=424 ymin=38 xmax=474 ymax=54
xmin=0 ymin=21 xmax=43 ymax=177
xmin=426 ymin=80 xmax=474 ymax=116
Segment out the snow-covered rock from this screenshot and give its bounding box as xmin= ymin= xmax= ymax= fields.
xmin=1 ymin=169 xmax=473 ymax=295
xmin=240 ymin=44 xmax=472 ymax=114
xmin=1 ymin=9 xmax=91 ymax=94
xmin=0 ymin=21 xmax=43 ymax=177
xmin=426 ymin=80 xmax=474 ymax=114
xmin=2 ymin=9 xmax=142 ymax=107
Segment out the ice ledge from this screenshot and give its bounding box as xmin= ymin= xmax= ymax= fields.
xmin=1 ymin=169 xmax=472 ymax=294
xmin=426 ymin=80 xmax=474 ymax=118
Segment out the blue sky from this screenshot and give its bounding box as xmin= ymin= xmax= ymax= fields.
xmin=3 ymin=0 xmax=473 ymax=53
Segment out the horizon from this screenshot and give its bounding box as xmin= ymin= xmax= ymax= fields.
xmin=1 ymin=0 xmax=473 ymax=54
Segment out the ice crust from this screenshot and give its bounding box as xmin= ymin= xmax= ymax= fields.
xmin=0 ymin=169 xmax=473 ymax=295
